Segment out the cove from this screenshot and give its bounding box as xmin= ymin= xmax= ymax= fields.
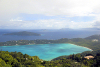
xmin=0 ymin=43 xmax=91 ymax=60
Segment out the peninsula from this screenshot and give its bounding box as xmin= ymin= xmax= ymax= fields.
xmin=0 ymin=34 xmax=100 ymax=51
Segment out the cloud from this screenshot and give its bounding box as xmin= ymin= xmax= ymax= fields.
xmin=10 ymin=17 xmax=22 ymax=21
xmin=0 ymin=0 xmax=100 ymax=29
xmin=0 ymin=19 xmax=95 ymax=29
xmin=93 ymin=21 xmax=100 ymax=28
xmin=0 ymin=0 xmax=100 ymax=17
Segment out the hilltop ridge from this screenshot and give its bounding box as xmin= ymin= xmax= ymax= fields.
xmin=85 ymin=35 xmax=100 ymax=40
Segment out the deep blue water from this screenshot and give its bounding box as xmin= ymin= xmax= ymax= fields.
xmin=0 ymin=29 xmax=100 ymax=42
xmin=0 ymin=43 xmax=91 ymax=60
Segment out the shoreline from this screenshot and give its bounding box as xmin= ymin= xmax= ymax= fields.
xmin=69 ymin=43 xmax=93 ymax=51
xmin=0 ymin=43 xmax=94 ymax=61
xmin=0 ymin=43 xmax=93 ymax=51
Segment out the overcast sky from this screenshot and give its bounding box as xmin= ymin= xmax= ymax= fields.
xmin=0 ymin=0 xmax=100 ymax=29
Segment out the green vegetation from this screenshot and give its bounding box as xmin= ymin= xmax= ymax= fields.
xmin=0 ymin=40 xmax=35 ymax=46
xmin=1 ymin=51 xmax=100 ymax=67
xmin=0 ymin=51 xmax=100 ymax=67
xmin=3 ymin=31 xmax=41 ymax=36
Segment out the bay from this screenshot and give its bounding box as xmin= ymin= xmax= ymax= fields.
xmin=0 ymin=43 xmax=91 ymax=60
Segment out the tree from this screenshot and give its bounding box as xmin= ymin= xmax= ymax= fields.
xmin=0 ymin=58 xmax=11 ymax=67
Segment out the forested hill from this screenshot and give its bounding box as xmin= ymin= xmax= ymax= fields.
xmin=3 ymin=31 xmax=41 ymax=36
xmin=0 ymin=51 xmax=100 ymax=67
xmin=85 ymin=35 xmax=100 ymax=40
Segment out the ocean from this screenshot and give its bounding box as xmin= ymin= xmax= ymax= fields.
xmin=0 ymin=43 xmax=91 ymax=60
xmin=0 ymin=29 xmax=100 ymax=42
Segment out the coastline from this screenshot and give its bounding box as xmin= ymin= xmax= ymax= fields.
xmin=0 ymin=43 xmax=94 ymax=61
xmin=0 ymin=43 xmax=93 ymax=52
xmin=69 ymin=43 xmax=93 ymax=51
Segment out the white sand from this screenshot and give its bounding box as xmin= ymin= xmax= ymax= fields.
xmin=69 ymin=43 xmax=93 ymax=51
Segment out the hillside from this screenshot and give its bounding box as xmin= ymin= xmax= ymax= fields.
xmin=1 ymin=51 xmax=100 ymax=67
xmin=85 ymin=35 xmax=100 ymax=40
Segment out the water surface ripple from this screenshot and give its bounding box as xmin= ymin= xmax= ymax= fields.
xmin=0 ymin=43 xmax=91 ymax=60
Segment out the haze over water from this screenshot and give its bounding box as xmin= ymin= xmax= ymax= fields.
xmin=0 ymin=43 xmax=91 ymax=60
xmin=0 ymin=29 xmax=100 ymax=42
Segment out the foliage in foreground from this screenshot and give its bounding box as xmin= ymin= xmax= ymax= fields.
xmin=0 ymin=51 xmax=100 ymax=67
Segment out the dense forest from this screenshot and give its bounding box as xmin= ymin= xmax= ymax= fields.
xmin=0 ymin=51 xmax=100 ymax=67
xmin=0 ymin=35 xmax=100 ymax=67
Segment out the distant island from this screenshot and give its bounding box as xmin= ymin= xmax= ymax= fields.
xmin=3 ymin=31 xmax=41 ymax=36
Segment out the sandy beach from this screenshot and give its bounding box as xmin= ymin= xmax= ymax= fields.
xmin=69 ymin=43 xmax=93 ymax=51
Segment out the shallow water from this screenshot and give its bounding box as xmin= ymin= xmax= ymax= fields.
xmin=0 ymin=43 xmax=91 ymax=60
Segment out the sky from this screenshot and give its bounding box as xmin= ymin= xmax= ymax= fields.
xmin=0 ymin=0 xmax=100 ymax=29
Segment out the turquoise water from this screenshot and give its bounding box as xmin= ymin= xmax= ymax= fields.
xmin=0 ymin=43 xmax=91 ymax=60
